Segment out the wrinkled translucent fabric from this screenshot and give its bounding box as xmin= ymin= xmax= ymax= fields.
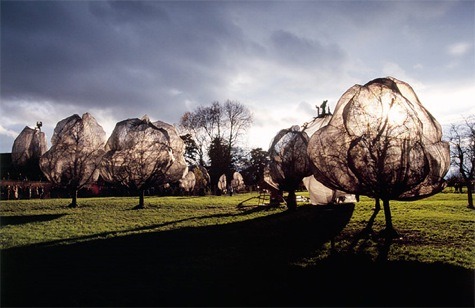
xmin=308 ymin=77 xmax=450 ymax=200
xmin=190 ymin=165 xmax=210 ymax=192
xmin=152 ymin=120 xmax=188 ymax=183
xmin=263 ymin=165 xmax=279 ymax=191
xmin=12 ymin=126 xmax=47 ymax=166
xmin=179 ymin=170 xmax=196 ymax=192
xmin=39 ymin=113 xmax=106 ymax=188
xmin=231 ymin=171 xmax=245 ymax=191
xmin=218 ymin=174 xmax=227 ymax=191
xmin=301 ymin=115 xmax=332 ymax=139
xmin=101 ymin=115 xmax=182 ymax=190
xmin=301 ymin=115 xmax=356 ymax=204
xmin=302 ymin=176 xmax=356 ymax=204
xmin=268 ymin=125 xmax=313 ymax=191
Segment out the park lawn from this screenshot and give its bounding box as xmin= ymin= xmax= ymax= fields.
xmin=0 ymin=193 xmax=290 ymax=249
xmin=1 ymin=190 xmax=474 ymax=307
xmin=297 ymin=191 xmax=475 ymax=269
xmin=1 ymin=190 xmax=473 ymax=269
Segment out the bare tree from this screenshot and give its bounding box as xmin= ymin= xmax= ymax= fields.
xmin=100 ymin=116 xmax=186 ymax=209
xmin=308 ymin=77 xmax=450 ymax=237
xmin=223 ymin=100 xmax=253 ymax=152
xmin=179 ymin=100 xmax=253 ymax=188
xmin=39 ymin=113 xmax=106 ymax=207
xmin=448 ymin=115 xmax=475 ymax=208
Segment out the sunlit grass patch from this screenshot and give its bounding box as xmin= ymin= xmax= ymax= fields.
xmin=1 ymin=190 xmax=474 ymax=269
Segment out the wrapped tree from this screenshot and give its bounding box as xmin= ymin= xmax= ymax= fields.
xmin=179 ymin=170 xmax=196 ymax=195
xmin=39 ymin=113 xmax=106 ymax=207
xmin=12 ymin=125 xmax=47 ymax=180
xmin=153 ymin=120 xmax=188 ymax=185
xmin=190 ymin=165 xmax=210 ymax=195
xmin=218 ymin=173 xmax=227 ymax=195
xmin=100 ymin=116 xmax=187 ymax=208
xmin=268 ymin=125 xmax=314 ymax=210
xmin=308 ymin=77 xmax=450 ymax=237
xmin=231 ymin=171 xmax=245 ymax=192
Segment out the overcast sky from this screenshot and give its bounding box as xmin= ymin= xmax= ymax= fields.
xmin=1 ymin=0 xmax=474 ymax=154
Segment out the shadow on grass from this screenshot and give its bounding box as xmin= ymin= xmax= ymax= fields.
xmin=1 ymin=203 xmax=473 ymax=307
xmin=0 ymin=214 xmax=66 ymax=227
xmin=25 ymin=202 xmax=277 ymax=248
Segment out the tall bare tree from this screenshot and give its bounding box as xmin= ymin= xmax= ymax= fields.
xmin=39 ymin=113 xmax=106 ymax=207
xmin=179 ymin=100 xmax=253 ymax=190
xmin=223 ymin=100 xmax=253 ymax=152
xmin=308 ymin=77 xmax=450 ymax=237
xmin=448 ymin=115 xmax=475 ymax=208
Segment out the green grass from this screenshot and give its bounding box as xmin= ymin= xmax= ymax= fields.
xmin=0 ymin=193 xmax=288 ymax=249
xmin=1 ymin=190 xmax=474 ymax=269
xmin=334 ymin=192 xmax=475 ymax=269
xmin=1 ymin=190 xmax=474 ymax=307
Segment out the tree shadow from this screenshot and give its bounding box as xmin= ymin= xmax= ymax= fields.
xmin=346 ymin=200 xmax=400 ymax=262
xmin=1 ymin=204 xmax=354 ymax=307
xmin=1 ymin=203 xmax=473 ymax=307
xmin=28 ymin=203 xmax=289 ymax=248
xmin=0 ymin=214 xmax=66 ymax=227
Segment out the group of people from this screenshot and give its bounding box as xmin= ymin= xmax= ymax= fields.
xmin=1 ymin=183 xmax=45 ymax=200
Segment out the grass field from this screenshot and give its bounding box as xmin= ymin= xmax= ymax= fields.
xmin=1 ymin=190 xmax=474 ymax=306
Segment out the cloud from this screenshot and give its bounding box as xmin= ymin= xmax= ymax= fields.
xmin=0 ymin=0 xmax=473 ymax=154
xmin=269 ymin=30 xmax=345 ymax=69
xmin=0 ymin=125 xmax=18 ymax=139
xmin=416 ymin=80 xmax=475 ymax=125
xmin=447 ymin=42 xmax=472 ymax=57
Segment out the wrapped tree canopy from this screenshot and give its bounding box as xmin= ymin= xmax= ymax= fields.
xmin=12 ymin=125 xmax=47 ymax=180
xmin=12 ymin=126 xmax=47 ymax=167
xmin=39 ymin=113 xmax=106 ymax=207
xmin=301 ymin=114 xmax=356 ymax=205
xmin=308 ymin=77 xmax=450 ymax=236
xmin=231 ymin=171 xmax=245 ymax=192
xmin=153 ymin=120 xmax=188 ymax=184
xmin=218 ymin=173 xmax=227 ymax=194
xmin=268 ymin=125 xmax=314 ymax=210
xmin=101 ymin=115 xmax=186 ymax=208
xmin=190 ymin=165 xmax=210 ymax=195
xmin=179 ymin=170 xmax=196 ymax=194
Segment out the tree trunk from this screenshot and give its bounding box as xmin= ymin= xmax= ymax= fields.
xmin=139 ymin=189 xmax=145 ymax=208
xmin=382 ymin=198 xmax=399 ymax=238
xmin=69 ymin=189 xmax=78 ymax=208
xmin=134 ymin=189 xmax=145 ymax=209
xmin=364 ymin=198 xmax=380 ymax=234
xmin=466 ymin=180 xmax=474 ymax=209
xmin=287 ymin=190 xmax=297 ymax=211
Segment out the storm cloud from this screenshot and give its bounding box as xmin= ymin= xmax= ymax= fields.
xmin=1 ymin=0 xmax=473 ymax=152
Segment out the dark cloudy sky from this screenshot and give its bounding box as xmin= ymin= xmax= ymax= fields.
xmin=1 ymin=0 xmax=474 ymax=153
